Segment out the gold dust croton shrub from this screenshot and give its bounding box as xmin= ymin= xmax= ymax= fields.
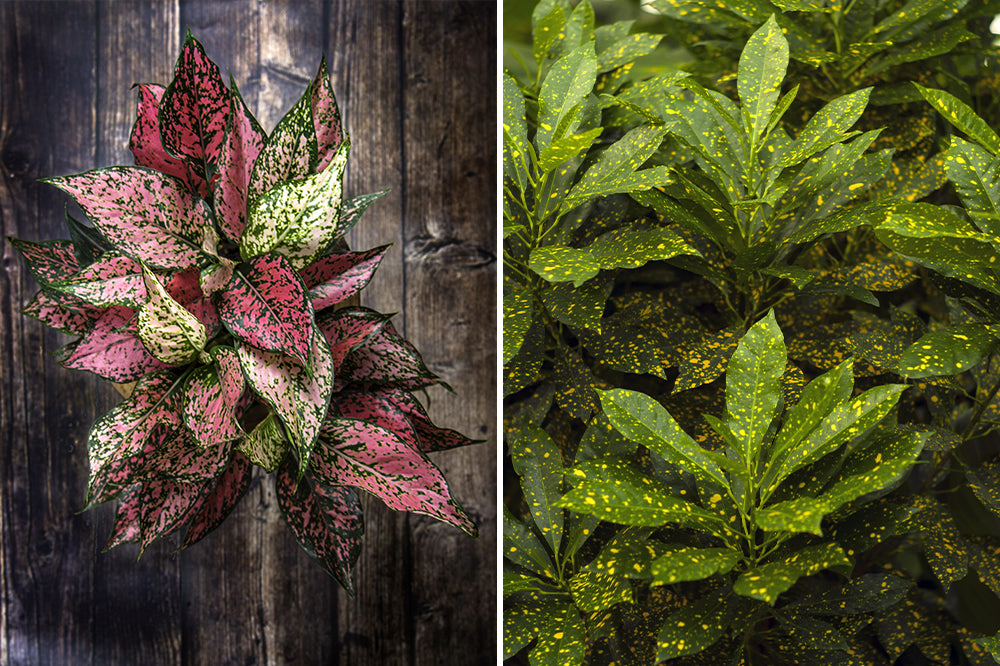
xmin=504 ymin=1 xmax=1000 ymax=664
xmin=10 ymin=33 xmax=477 ymax=593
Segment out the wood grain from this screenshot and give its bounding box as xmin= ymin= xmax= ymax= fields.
xmin=0 ymin=1 xmax=496 ymax=664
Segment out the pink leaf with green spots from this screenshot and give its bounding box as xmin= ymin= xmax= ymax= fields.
xmin=237 ymin=326 xmax=335 ymax=478
xmin=301 ymin=245 xmax=389 ymax=311
xmin=105 ymin=485 xmax=142 ymax=549
xmin=182 ymin=348 xmax=245 ymax=447
xmin=59 ymin=306 xmax=169 ymax=382
xmin=166 ymin=269 xmax=221 ymax=338
xmin=331 ymin=391 xmax=422 ymax=451
xmin=238 ymin=412 xmax=288 ymax=472
xmin=219 ymin=253 xmax=314 ymax=364
xmin=311 ymin=418 xmax=476 ymax=535
xmin=138 ymin=264 xmax=207 ymax=365
xmin=310 ymin=56 xmax=345 ymax=171
xmin=199 ymin=258 xmax=234 ymax=296
xmin=341 ymin=320 xmax=438 ymax=388
xmin=22 ymin=290 xmax=103 ymax=335
xmin=128 ymin=83 xmax=207 ymax=197
xmin=9 ymin=238 xmax=79 ymax=284
xmin=276 ymin=455 xmax=363 ymax=593
xmin=182 ymin=451 xmax=253 ymax=548
xmin=137 ymin=476 xmax=215 ymax=552
xmin=49 ymin=253 xmax=144 ymax=307
xmin=247 ymin=82 xmax=317 ymax=209
xmin=316 ymin=306 xmax=390 ymax=369
xmin=375 ymin=388 xmax=477 ymax=452
xmin=132 ymin=427 xmax=232 ymax=483
xmin=215 ymin=81 xmax=266 ymax=242
xmin=158 ymin=32 xmax=230 ymax=174
xmin=43 ymin=167 xmax=213 ymax=270
xmin=242 ymin=140 xmax=349 ymax=269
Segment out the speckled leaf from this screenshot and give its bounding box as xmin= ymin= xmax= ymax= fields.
xmin=903 ymin=498 xmax=968 ymax=589
xmin=564 ymin=125 xmax=670 ymax=207
xmin=214 ymin=80 xmax=266 ymax=242
xmin=531 ymin=602 xmax=586 ymax=666
xmin=587 ymin=225 xmax=700 ymax=270
xmin=182 ymin=348 xmax=245 ymax=447
xmin=136 ymin=477 xmax=213 ymax=552
xmin=945 ymin=137 xmax=1000 ymax=235
xmin=248 ymin=82 xmax=316 ymax=207
xmin=899 ymin=324 xmax=1000 ymax=378
xmin=138 ymin=264 xmax=207 ymax=365
xmin=9 ymin=238 xmax=79 ymax=285
xmin=276 ymin=456 xmax=363 ymax=593
xmin=237 ymin=326 xmax=334 ymax=477
xmin=301 ymin=245 xmax=388 ymax=311
xmin=316 ymin=306 xmax=389 ymax=370
xmin=335 ymin=190 xmax=387 ymax=242
xmin=656 ymin=587 xmax=736 ymax=661
xmin=199 ymin=258 xmax=234 ymax=297
xmin=599 ymin=388 xmax=728 ymax=488
xmin=311 ymin=417 xmax=475 ymax=535
xmin=553 ymin=347 xmax=602 ymax=421
xmin=825 ymin=429 xmax=927 ymax=508
xmin=330 ymin=391 xmax=421 ymax=454
xmin=504 ymin=505 xmax=557 ymax=579
xmin=237 ymin=412 xmax=287 ymax=472
xmin=181 ymin=451 xmax=252 ymax=548
xmin=528 ymin=246 xmax=599 ymax=286
xmin=597 ymin=32 xmax=662 ymax=73
xmin=568 ymin=569 xmax=632 ymax=612
xmin=757 ymin=497 xmax=830 ymax=536
xmin=43 ymin=167 xmax=213 ymax=270
xmin=503 ymin=73 xmax=530 ymax=186
xmin=974 ymin=630 xmax=1000 ymax=661
xmin=373 ymin=388 xmax=476 ymax=453
xmin=242 ymin=141 xmax=348 ymax=269
xmin=786 ymin=572 xmax=912 ymax=616
xmin=735 ymin=543 xmax=851 ymax=605
xmin=779 ymin=88 xmax=871 ymax=168
xmin=49 ymin=253 xmax=144 ymax=307
xmin=538 ymin=129 xmax=602 ymax=173
xmin=674 ymin=327 xmax=742 ymax=392
xmin=916 ymin=83 xmax=1000 ymax=156
xmin=59 ymin=306 xmax=168 ymax=382
xmin=310 ymin=56 xmax=345 ymax=170
xmin=650 ymin=547 xmax=740 ymax=586
xmin=22 ymin=290 xmax=101 ymax=335
xmin=158 ymin=32 xmax=230 ymax=171
xmin=104 ymin=486 xmax=142 ymax=549
xmin=510 ymin=425 xmax=564 ymax=553
xmin=875 ymin=226 xmax=1000 ymax=296
xmin=738 ymin=15 xmax=788 ymax=147
xmin=726 ymin=311 xmax=785 ymax=463
xmin=540 ymin=281 xmax=606 ymax=332
xmin=536 ymin=42 xmax=597 ymax=151
xmin=219 ymin=253 xmax=314 ymax=364
xmin=128 ymin=83 xmax=206 ymax=196
xmin=340 ymin=321 xmax=438 ymax=388
xmin=504 ymin=288 xmax=535 ymax=365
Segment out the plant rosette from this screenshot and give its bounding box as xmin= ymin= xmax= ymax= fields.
xmin=10 ymin=33 xmax=477 ymax=594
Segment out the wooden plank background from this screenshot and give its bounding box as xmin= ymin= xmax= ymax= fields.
xmin=0 ymin=1 xmax=497 ymax=664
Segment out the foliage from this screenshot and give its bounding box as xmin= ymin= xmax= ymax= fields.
xmin=504 ymin=1 xmax=1000 ymax=663
xmin=11 ymin=33 xmax=477 ymax=593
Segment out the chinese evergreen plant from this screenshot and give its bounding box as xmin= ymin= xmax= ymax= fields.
xmin=505 ymin=0 xmax=1000 ymax=663
xmin=11 ymin=33 xmax=477 ymax=594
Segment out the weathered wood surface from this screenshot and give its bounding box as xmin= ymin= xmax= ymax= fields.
xmin=0 ymin=1 xmax=497 ymax=664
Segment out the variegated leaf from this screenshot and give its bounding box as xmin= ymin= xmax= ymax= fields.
xmin=238 ymin=412 xmax=288 ymax=472
xmin=182 ymin=347 xmax=245 ymax=447
xmin=128 ymin=83 xmax=207 ymax=197
xmin=49 ymin=253 xmax=144 ymax=307
xmin=182 ymin=451 xmax=253 ymax=547
xmin=247 ymin=82 xmax=317 ymax=207
xmin=137 ymin=476 xmax=215 ymax=552
xmin=237 ymin=326 xmax=335 ymax=477
xmin=138 ymin=264 xmax=207 ymax=365
xmin=242 ymin=141 xmax=349 ymax=268
xmin=311 ymin=417 xmax=476 ymax=535
xmin=373 ymin=388 xmax=476 ymax=452
xmin=199 ymin=258 xmax=234 ymax=296
xmin=218 ymin=253 xmax=314 ymax=364
xmin=166 ymin=268 xmax=221 ymax=338
xmin=335 ymin=190 xmax=388 ymax=241
xmin=159 ymin=32 xmax=230 ymax=172
xmin=310 ymin=56 xmax=346 ymax=171
xmin=316 ymin=306 xmax=391 ymax=369
xmin=131 ymin=427 xmax=231 ymax=483
xmin=9 ymin=238 xmax=80 ymax=285
xmin=105 ymin=485 xmax=143 ymax=549
xmin=22 ymin=290 xmax=102 ymax=335
xmin=330 ymin=391 xmax=423 ymax=455
xmin=340 ymin=319 xmax=438 ymax=388
xmin=43 ymin=167 xmax=213 ymax=270
xmin=301 ymin=245 xmax=389 ymax=311
xmin=59 ymin=306 xmax=169 ymax=382
xmin=277 ymin=457 xmax=364 ymax=593
xmin=214 ymin=80 xmax=266 ymax=242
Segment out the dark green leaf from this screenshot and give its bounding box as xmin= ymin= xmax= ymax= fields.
xmin=915 ymin=83 xmax=1000 ymax=156
xmin=656 ymin=587 xmax=736 ymax=661
xmin=528 ymin=246 xmax=600 ymax=287
xmin=650 ymin=547 xmax=741 ymax=586
xmin=725 ymin=311 xmax=785 ymax=464
xmin=899 ymin=323 xmax=1000 ymax=378
xmin=511 ymin=426 xmax=565 ymax=554
xmin=568 ymin=569 xmax=632 ymax=612
xmin=504 ymin=288 xmax=535 ymax=365
xmin=541 ymin=280 xmax=606 ymax=332
xmin=734 ymin=542 xmax=851 ymax=605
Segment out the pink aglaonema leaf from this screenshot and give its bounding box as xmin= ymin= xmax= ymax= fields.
xmin=49 ymin=253 xmax=144 ymax=307
xmin=276 ymin=455 xmax=363 ymax=594
xmin=316 ymin=306 xmax=389 ymax=370
xmin=219 ymin=253 xmax=314 ymax=364
xmin=138 ymin=264 xmax=207 ymax=365
xmin=86 ymin=372 xmax=184 ymax=504
xmin=9 ymin=238 xmax=79 ymax=284
xmin=375 ymin=388 xmax=478 ymax=452
xmin=23 ymin=290 xmax=103 ymax=335
xmin=242 ymin=140 xmax=349 ymax=269
xmin=331 ymin=390 xmax=422 ymax=451
xmin=182 ymin=451 xmax=254 ymax=548
xmin=237 ymin=412 xmax=288 ymax=472
xmin=158 ymin=32 xmax=230 ymax=174
xmin=182 ymin=347 xmax=245 ymax=447
xmin=132 ymin=427 xmax=232 ymax=483
xmin=128 ymin=83 xmax=207 ymax=197
xmin=311 ymin=418 xmax=476 ymax=536
xmin=58 ymin=305 xmax=169 ymax=382
xmin=215 ymin=81 xmax=266 ymax=243
xmin=237 ymin=327 xmax=335 ymax=478
xmin=43 ymin=167 xmax=213 ymax=270
xmin=340 ymin=320 xmax=438 ymax=388
xmin=336 ymin=190 xmax=388 ymax=240
xmin=137 ymin=476 xmax=215 ymax=552
xmin=166 ymin=268 xmax=222 ymax=338
xmin=199 ymin=258 xmax=235 ymax=296
xmin=310 ymin=56 xmax=345 ymax=171
xmin=105 ymin=485 xmax=142 ymax=549
xmin=247 ymin=83 xmax=317 ymax=209
xmin=301 ymin=245 xmax=389 ymax=311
